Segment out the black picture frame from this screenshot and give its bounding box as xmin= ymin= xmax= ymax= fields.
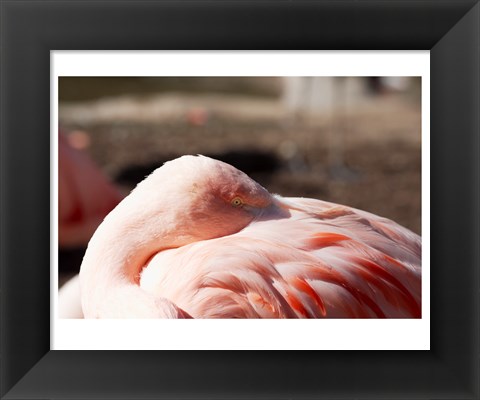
xmin=1 ymin=1 xmax=479 ymax=399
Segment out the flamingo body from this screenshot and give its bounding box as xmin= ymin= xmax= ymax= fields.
xmin=78 ymin=155 xmax=421 ymax=319
xmin=58 ymin=274 xmax=84 ymax=318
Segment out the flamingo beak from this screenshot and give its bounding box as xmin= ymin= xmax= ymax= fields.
xmin=253 ymin=196 xmax=292 ymax=221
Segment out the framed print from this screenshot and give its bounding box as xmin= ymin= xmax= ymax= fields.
xmin=1 ymin=1 xmax=479 ymax=399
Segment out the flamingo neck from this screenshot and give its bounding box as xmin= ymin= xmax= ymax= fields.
xmin=79 ymin=202 xmax=177 ymax=318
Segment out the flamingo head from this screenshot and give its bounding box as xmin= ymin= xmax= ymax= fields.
xmin=111 ymin=155 xmax=288 ymax=249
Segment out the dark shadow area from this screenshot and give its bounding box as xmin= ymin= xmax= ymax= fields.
xmin=114 ymin=149 xmax=283 ymax=187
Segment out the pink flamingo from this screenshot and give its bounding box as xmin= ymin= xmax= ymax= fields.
xmin=77 ymin=155 xmax=421 ymax=319
xmin=59 ymin=132 xmax=123 ymax=248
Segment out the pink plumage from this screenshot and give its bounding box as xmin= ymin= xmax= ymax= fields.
xmin=76 ymin=155 xmax=421 ymax=319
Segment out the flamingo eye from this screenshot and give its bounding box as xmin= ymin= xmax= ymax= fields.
xmin=231 ymin=197 xmax=244 ymax=207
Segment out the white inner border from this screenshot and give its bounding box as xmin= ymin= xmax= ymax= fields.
xmin=51 ymin=51 xmax=430 ymax=350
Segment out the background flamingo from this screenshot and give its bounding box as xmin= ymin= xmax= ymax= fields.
xmin=59 ymin=131 xmax=123 ymax=248
xmin=72 ymin=155 xmax=421 ymax=319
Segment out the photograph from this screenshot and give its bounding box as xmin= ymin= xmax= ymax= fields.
xmin=57 ymin=75 xmax=422 ymax=320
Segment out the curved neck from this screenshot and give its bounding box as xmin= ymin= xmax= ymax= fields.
xmin=78 ymin=198 xmax=175 ymax=318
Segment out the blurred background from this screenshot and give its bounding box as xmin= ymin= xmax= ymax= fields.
xmin=58 ymin=76 xmax=421 ymax=284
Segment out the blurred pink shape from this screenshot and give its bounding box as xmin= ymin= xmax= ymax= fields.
xmin=67 ymin=130 xmax=91 ymax=150
xmin=58 ymin=131 xmax=123 ymax=248
xmin=186 ymin=107 xmax=208 ymax=126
